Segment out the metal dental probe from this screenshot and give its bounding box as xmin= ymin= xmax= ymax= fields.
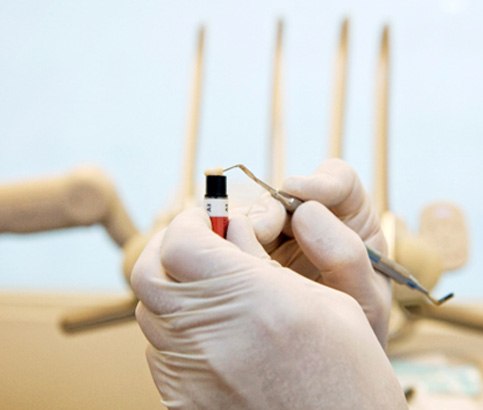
xmin=223 ymin=164 xmax=453 ymax=306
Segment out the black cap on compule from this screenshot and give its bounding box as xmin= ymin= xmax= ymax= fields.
xmin=205 ymin=175 xmax=227 ymax=198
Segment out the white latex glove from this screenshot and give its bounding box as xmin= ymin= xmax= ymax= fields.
xmin=131 ymin=207 xmax=406 ymax=410
xmin=248 ymin=159 xmax=391 ymax=345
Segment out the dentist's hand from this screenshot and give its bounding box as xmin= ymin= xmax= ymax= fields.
xmin=248 ymin=159 xmax=391 ymax=345
xmin=131 ymin=207 xmax=406 ymax=409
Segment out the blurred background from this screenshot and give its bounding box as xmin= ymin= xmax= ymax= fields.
xmin=2 ymin=2 xmax=483 ymax=409
xmin=0 ymin=0 xmax=481 ymax=299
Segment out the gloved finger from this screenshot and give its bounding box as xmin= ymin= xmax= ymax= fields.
xmin=292 ymin=201 xmax=390 ymax=342
xmin=226 ymin=214 xmax=271 ymax=260
xmin=135 ymin=302 xmax=174 ymax=351
xmin=145 ymin=344 xmax=182 ymax=408
xmin=246 ymin=192 xmax=287 ymax=245
xmin=282 ymin=159 xmax=384 ymax=243
xmin=282 ymin=158 xmax=366 ymax=219
xmin=292 ymin=201 xmax=372 ymax=287
xmin=136 ymin=295 xmax=231 ymax=354
xmin=228 ymin=204 xmax=250 ymax=217
xmin=131 ymin=230 xmax=185 ymax=315
xmin=161 ymin=207 xmax=267 ymax=282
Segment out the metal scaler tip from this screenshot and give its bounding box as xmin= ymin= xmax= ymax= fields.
xmin=406 ymin=275 xmax=454 ymax=306
xmin=428 ymin=292 xmax=454 ymax=306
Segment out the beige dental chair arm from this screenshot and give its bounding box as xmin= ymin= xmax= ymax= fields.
xmin=0 ymin=167 xmax=139 ymax=247
xmin=406 ymin=303 xmax=483 ymax=333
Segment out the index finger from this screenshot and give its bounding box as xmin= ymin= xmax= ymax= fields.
xmin=282 ymin=159 xmax=365 ymax=218
xmin=282 ymin=159 xmax=383 ymax=245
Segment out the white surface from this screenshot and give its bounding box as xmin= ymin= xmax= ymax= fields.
xmin=0 ymin=1 xmax=481 ymax=297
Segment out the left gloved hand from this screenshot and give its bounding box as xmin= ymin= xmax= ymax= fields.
xmin=131 ymin=206 xmax=406 ymax=409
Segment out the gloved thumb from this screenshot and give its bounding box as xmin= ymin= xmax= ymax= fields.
xmin=226 ymin=213 xmax=271 ymax=260
xmin=282 ymin=159 xmax=367 ymax=221
xmin=246 ymin=193 xmax=287 ymax=245
xmin=291 ymin=201 xmax=386 ymax=311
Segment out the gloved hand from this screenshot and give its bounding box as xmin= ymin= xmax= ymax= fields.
xmin=248 ymin=159 xmax=391 ymax=345
xmin=131 ymin=206 xmax=406 ymax=409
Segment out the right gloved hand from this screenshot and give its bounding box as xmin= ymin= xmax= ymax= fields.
xmin=247 ymin=159 xmax=392 ymax=345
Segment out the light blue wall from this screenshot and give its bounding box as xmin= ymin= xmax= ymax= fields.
xmin=0 ymin=0 xmax=481 ymax=299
